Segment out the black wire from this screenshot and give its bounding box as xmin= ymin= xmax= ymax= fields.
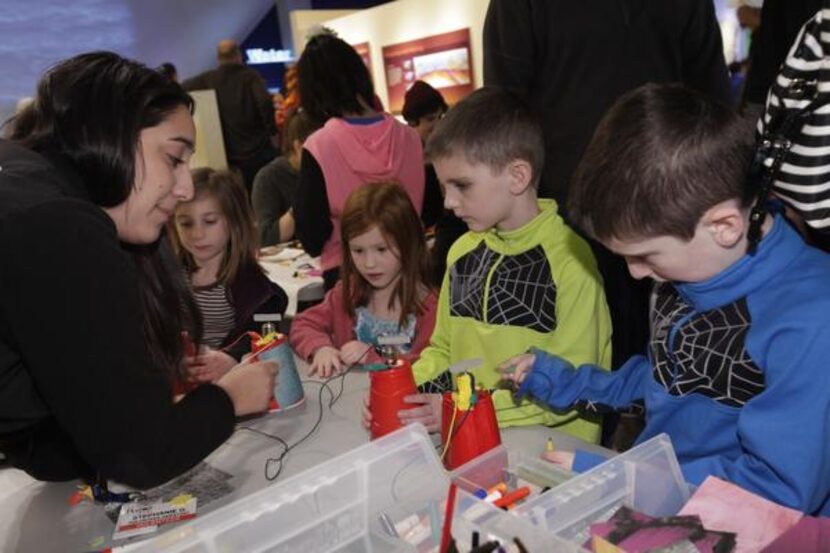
xmin=439 ymin=408 xmax=473 ymax=460
xmin=236 ymin=426 xmax=289 ymax=451
xmin=330 ymin=366 xmax=348 ymax=406
xmin=498 ymin=412 xmax=582 ymax=428
xmin=237 ymin=344 xmax=375 ymax=481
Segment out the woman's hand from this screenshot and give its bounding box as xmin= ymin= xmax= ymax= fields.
xmin=309 ymin=346 xmax=341 ymax=377
xmin=186 ymin=348 xmax=237 ymax=383
xmin=216 ymin=360 xmax=278 ymax=416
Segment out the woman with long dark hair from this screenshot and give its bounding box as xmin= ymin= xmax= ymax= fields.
xmin=293 ymin=32 xmax=425 ymax=290
xmin=0 ymin=52 xmax=276 ymax=489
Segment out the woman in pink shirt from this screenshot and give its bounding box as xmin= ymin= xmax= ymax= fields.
xmin=293 ymin=32 xmax=425 ymax=290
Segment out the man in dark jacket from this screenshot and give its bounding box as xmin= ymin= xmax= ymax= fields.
xmin=484 ymin=0 xmax=731 ymax=206
xmin=183 ymin=40 xmax=278 ymax=194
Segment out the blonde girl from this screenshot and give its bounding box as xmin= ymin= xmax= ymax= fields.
xmin=172 ymin=168 xmax=287 ymax=382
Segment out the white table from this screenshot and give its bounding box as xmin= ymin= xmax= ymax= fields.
xmin=258 ymin=247 xmax=325 ymax=317
xmin=0 ymin=361 xmax=612 ymax=552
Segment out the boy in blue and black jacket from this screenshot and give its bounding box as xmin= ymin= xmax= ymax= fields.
xmin=501 ymin=83 xmax=830 ymax=515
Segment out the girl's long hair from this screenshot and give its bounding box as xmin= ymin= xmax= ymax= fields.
xmin=340 ymin=182 xmax=431 ymax=327
xmin=171 ymin=168 xmax=262 ymax=285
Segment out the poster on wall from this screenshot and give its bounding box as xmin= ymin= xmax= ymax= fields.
xmin=352 ymin=42 xmax=372 ymax=73
xmin=382 ymin=28 xmax=474 ymax=114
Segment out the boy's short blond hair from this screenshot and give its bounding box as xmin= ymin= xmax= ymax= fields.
xmin=425 ymin=87 xmax=544 ymax=187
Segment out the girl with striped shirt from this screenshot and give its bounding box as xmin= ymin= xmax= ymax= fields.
xmin=172 ymin=168 xmax=287 ymax=383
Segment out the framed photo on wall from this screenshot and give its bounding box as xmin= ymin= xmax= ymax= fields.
xmin=351 ymin=41 xmax=372 ymax=73
xmin=382 ymin=28 xmax=474 ymax=114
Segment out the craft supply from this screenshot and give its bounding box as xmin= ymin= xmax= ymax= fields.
xmin=440 ymin=483 xmax=458 ymax=553
xmin=472 ymin=487 xmax=503 ymax=503
xmin=369 ymin=335 xmax=417 ymax=439
xmin=492 ymin=487 xmax=530 ymax=509
xmin=483 ymin=491 xmax=502 ymax=504
xmin=488 ymin=483 xmax=507 ymax=495
xmin=393 ymin=513 xmax=420 ymax=536
xmin=249 ymin=316 xmax=305 ymax=412
xmin=378 ymin=512 xmax=399 ymax=538
xmin=469 ymin=541 xmax=500 ymax=553
xmin=441 ymin=387 xmax=501 ymax=469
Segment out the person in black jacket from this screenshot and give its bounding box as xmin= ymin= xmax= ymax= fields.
xmin=0 ymin=52 xmax=276 ymax=489
xmin=484 ymin=1 xmax=731 ymax=206
xmin=251 ymin=108 xmax=321 ymax=247
xmin=183 ymin=40 xmax=278 ymax=194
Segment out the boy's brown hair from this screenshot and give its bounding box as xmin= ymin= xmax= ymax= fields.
xmin=340 ymin=182 xmax=431 ymax=328
xmin=569 ymin=83 xmax=756 ymax=242
xmin=426 ymin=86 xmax=544 ymax=187
xmin=281 ymin=108 xmax=320 ymax=156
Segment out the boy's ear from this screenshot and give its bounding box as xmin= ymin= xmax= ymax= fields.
xmin=506 ymin=159 xmax=533 ymax=195
xmin=703 ymin=200 xmax=747 ymax=248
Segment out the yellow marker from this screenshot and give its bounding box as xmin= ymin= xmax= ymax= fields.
xmin=546 ymin=437 xmax=555 ymax=452
xmin=455 ymin=373 xmax=473 ymax=410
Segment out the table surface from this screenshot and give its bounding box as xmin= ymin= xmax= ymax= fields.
xmin=0 ymin=359 xmax=612 ymax=552
xmin=258 ymin=247 xmax=324 ymax=317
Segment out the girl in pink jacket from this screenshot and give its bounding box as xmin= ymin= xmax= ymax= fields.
xmin=290 ymin=182 xmax=437 ymax=376
xmin=293 ymin=32 xmax=425 ymax=290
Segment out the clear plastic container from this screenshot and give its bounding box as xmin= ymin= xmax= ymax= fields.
xmin=513 ymin=433 xmax=690 ymax=547
xmin=450 ymin=443 xmax=572 ymax=507
xmin=130 ymin=424 xmax=579 ymax=552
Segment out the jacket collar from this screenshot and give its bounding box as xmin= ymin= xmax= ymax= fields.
xmin=482 ymin=199 xmax=561 ymax=252
xmin=674 ymin=214 xmax=804 ymax=311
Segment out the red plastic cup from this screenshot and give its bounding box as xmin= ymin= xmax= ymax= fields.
xmin=441 ymin=390 xmax=501 ymax=469
xmin=369 ymin=359 xmax=418 ymax=439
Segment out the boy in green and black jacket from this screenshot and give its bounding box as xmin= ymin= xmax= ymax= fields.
xmin=397 ymin=87 xmax=612 ymax=443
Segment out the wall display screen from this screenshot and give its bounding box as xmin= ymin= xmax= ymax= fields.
xmin=352 ymin=42 xmax=372 ymax=72
xmin=382 ymin=28 xmax=473 ymax=114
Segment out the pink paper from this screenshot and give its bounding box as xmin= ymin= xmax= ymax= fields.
xmin=761 ymin=517 xmax=830 ymax=552
xmin=678 ymin=476 xmax=802 ymax=553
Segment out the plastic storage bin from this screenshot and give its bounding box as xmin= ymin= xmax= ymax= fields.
xmin=450 ymin=443 xmax=573 ymax=507
xmin=513 ymin=433 xmax=690 ymax=547
xmin=130 ymin=424 xmax=579 ymax=552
